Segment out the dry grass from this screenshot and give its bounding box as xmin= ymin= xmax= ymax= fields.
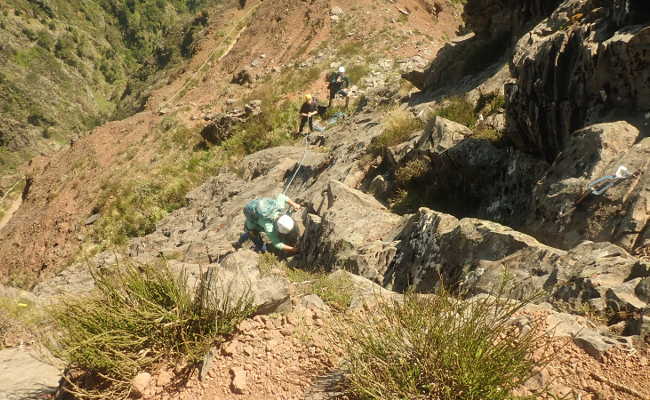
xmin=369 ymin=107 xmax=424 ymax=153
xmin=336 ymin=287 xmax=547 ymax=400
xmin=46 ymin=261 xmax=254 ymax=399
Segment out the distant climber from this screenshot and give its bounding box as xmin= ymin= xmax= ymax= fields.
xmin=239 ymin=0 xmax=247 ymax=9
xmin=328 ymin=66 xmax=350 ymax=109
xmin=298 ymin=94 xmax=318 ymax=135
xmin=232 ymin=193 xmax=302 ymax=256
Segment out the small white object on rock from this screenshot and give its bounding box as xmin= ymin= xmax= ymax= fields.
xmin=131 ymin=372 xmax=152 ymax=397
xmin=331 ymin=7 xmax=344 ymax=16
xmin=230 ymin=367 xmax=247 ymax=394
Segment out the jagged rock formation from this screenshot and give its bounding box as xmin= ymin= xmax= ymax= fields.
xmin=526 ymin=122 xmax=650 ymax=251
xmin=506 ymin=0 xmax=650 ymax=161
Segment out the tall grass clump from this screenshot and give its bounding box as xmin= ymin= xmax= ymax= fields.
xmin=337 ymin=288 xmax=546 ymax=400
xmin=435 ymin=96 xmax=477 ymax=129
xmin=369 ymin=107 xmax=424 ymax=153
xmin=48 ymin=262 xmax=254 ymax=399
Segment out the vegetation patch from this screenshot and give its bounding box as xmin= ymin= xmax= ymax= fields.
xmin=259 ymin=254 xmax=355 ymax=312
xmin=433 ymin=93 xmax=505 ymax=142
xmin=369 ymin=107 xmax=424 ymax=153
xmin=47 ymin=261 xmax=254 ymax=399
xmin=0 ymin=295 xmax=42 ymax=349
xmin=336 ymin=288 xmax=546 ymax=400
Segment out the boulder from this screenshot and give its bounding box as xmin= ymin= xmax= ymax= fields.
xmin=385 ymin=208 xmax=565 ymax=293
xmin=525 ymin=303 xmax=630 ymax=361
xmin=418 ymin=116 xmax=472 ymax=155
xmin=527 ymin=123 xmax=648 ymax=251
xmin=211 ymin=250 xmax=292 ymax=315
xmin=551 ymin=241 xmax=648 ymax=312
xmin=230 ymin=366 xmax=247 ymax=394
xmin=200 ymin=112 xmax=246 ymax=144
xmin=299 ymin=180 xmax=404 ymax=282
xmin=231 ymin=68 xmax=253 ymax=85
xmin=0 ymin=347 xmax=61 ymax=400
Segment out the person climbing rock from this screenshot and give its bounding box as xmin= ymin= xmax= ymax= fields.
xmin=328 ymin=66 xmax=350 ymax=109
xmin=239 ymin=0 xmax=247 ymax=9
xmin=232 ymin=193 xmax=302 ymax=255
xmin=298 ymin=94 xmax=318 ymax=135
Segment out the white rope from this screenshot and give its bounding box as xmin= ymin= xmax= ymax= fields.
xmin=283 ymin=136 xmax=310 ymax=195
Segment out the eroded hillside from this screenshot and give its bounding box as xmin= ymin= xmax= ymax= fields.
xmin=0 ymin=0 xmax=221 ymax=191
xmin=0 ymin=0 xmax=461 ymax=286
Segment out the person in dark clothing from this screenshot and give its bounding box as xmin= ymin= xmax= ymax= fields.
xmin=328 ymin=66 xmax=350 ymax=108
xmin=239 ymin=0 xmax=247 ymax=9
xmin=298 ymin=94 xmax=318 ymax=135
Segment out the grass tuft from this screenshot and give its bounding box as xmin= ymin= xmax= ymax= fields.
xmin=434 ymin=96 xmax=477 ymax=129
xmin=259 ymin=254 xmax=354 ymax=311
xmin=369 ymin=107 xmax=423 ymax=153
xmin=47 ymin=261 xmax=254 ymax=399
xmin=336 ymin=287 xmax=546 ymax=400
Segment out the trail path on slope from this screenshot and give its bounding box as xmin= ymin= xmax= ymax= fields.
xmin=0 ymin=180 xmax=22 ymax=233
xmin=159 ymin=1 xmax=261 ymax=111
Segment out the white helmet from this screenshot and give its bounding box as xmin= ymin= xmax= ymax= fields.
xmin=276 ymin=215 xmax=295 ymax=234
xmin=338 ymin=66 xmax=345 ymax=73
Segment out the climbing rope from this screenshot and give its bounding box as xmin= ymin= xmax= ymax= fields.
xmin=283 ymin=135 xmax=310 ymax=195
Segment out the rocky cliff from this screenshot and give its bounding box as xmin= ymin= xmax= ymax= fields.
xmin=1 ymin=0 xmax=650 ymax=398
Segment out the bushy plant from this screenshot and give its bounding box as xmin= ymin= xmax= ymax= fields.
xmin=395 ymin=158 xmax=429 ymax=186
xmin=434 ymin=96 xmax=477 ymax=129
xmin=336 ymin=288 xmax=545 ymax=400
xmin=369 ymin=107 xmax=424 ymax=153
xmin=48 ymin=261 xmax=254 ymax=399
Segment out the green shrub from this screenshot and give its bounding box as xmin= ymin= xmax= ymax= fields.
xmin=336 ymin=288 xmax=545 ymax=400
xmin=48 ymin=262 xmax=254 ymax=399
xmin=434 ymin=96 xmax=477 ymax=129
xmin=346 ymin=63 xmax=370 ymax=85
xmin=395 ymin=158 xmax=429 ymax=186
xmin=369 ymin=107 xmax=424 ymax=153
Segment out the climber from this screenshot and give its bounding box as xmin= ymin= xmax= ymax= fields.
xmin=297 ymin=94 xmax=319 ymax=136
xmin=328 ymin=66 xmax=350 ymax=109
xmin=232 ymin=193 xmax=302 ymax=255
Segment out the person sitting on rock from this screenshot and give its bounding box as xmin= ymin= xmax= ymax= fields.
xmin=232 ymin=193 xmax=302 ymax=255
xmin=328 ymin=66 xmax=350 ymax=109
xmin=298 ymin=94 xmax=318 ymax=136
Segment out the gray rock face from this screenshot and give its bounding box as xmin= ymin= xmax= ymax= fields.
xmin=215 ymin=250 xmax=292 ymax=315
xmin=0 ymin=347 xmax=61 ymax=400
xmin=527 ymin=123 xmax=649 ymax=251
xmin=299 ymin=180 xmax=404 ymax=282
xmin=388 ymin=127 xmax=547 ymax=227
xmin=463 ymin=0 xmax=563 ymax=40
xmin=505 ymin=0 xmax=650 ymax=161
xmin=385 ymin=208 xmax=564 ymax=293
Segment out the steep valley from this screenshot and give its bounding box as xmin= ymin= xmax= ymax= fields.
xmin=1 ymin=0 xmax=649 ymax=399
